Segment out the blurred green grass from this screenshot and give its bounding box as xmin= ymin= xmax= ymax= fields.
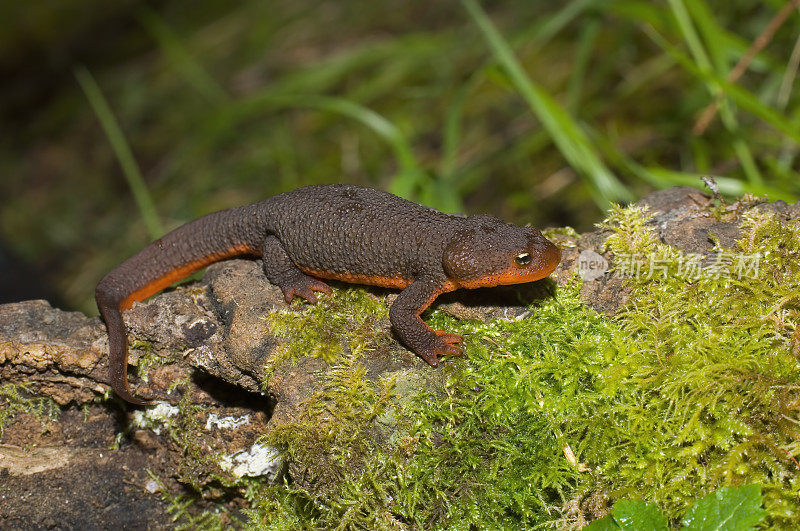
xmin=0 ymin=0 xmax=798 ymax=312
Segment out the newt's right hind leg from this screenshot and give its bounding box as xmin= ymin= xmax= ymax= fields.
xmin=261 ymin=235 xmax=332 ymax=303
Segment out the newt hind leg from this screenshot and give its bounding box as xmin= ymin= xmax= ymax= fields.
xmin=261 ymin=235 xmax=332 ymax=303
xmin=277 ymin=270 xmax=332 ymax=304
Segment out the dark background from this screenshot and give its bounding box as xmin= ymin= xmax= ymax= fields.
xmin=1 ymin=0 xmax=798 ymax=312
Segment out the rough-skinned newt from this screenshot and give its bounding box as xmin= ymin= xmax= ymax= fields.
xmin=96 ymin=185 xmax=561 ymax=404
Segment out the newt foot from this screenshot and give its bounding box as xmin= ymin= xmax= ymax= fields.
xmin=281 ymin=277 xmax=333 ymax=304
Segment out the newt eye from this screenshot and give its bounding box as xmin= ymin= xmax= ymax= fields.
xmin=514 ymin=252 xmax=532 ymax=266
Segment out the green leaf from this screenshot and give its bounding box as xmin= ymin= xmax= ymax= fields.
xmin=612 ymin=500 xmax=668 ymax=530
xmin=584 ymin=515 xmax=620 ymax=530
xmin=682 ymin=485 xmax=767 ymax=531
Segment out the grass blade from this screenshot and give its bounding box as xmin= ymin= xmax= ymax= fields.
xmin=645 ymin=25 xmax=800 ymax=148
xmin=527 ymin=0 xmax=600 ymax=49
xmin=566 ymin=16 xmax=601 ymax=112
xmin=666 ymin=0 xmax=762 ymax=184
xmin=440 ymin=79 xmax=476 ymax=183
xmin=74 ymin=66 xmax=163 ymax=239
xmin=462 ymin=0 xmax=632 ymax=208
xmin=222 ymin=93 xmax=462 ymax=211
xmin=138 ymin=8 xmax=229 ymax=104
xmin=289 ymin=95 xmax=424 ymax=197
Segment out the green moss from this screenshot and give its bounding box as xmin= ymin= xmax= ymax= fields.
xmin=388 ymin=292 xmax=596 ymax=528
xmin=542 ymin=225 xmax=580 ymax=244
xmin=584 ymin=203 xmax=800 ymax=525
xmin=242 ymin=284 xmax=596 ymax=529
xmin=132 ymin=394 xmax=230 ymax=493
xmin=267 ymin=355 xmax=396 ymax=494
xmin=0 ymin=383 xmax=60 ymax=438
xmin=239 ymin=483 xmax=305 ymax=530
xmin=149 ymin=472 xmax=234 ymax=530
xmin=171 ymin=396 xmax=230 ymax=491
xmin=262 ymin=288 xmax=390 ymax=382
xmin=257 ymin=353 xmax=402 ymax=529
xmin=131 ymin=340 xmax=170 ymax=384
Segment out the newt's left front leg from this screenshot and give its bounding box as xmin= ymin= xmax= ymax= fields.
xmin=389 ymin=277 xmax=462 ymax=367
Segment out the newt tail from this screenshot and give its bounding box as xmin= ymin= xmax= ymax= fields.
xmin=97 ymin=185 xmax=561 ymax=404
xmin=95 ymin=207 xmax=265 ymax=404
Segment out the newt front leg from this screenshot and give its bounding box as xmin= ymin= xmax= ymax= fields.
xmin=389 ymin=277 xmax=462 ymax=367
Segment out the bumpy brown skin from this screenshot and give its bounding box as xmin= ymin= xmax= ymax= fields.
xmin=96 ymin=185 xmax=561 ymax=404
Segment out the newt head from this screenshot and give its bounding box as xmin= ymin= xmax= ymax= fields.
xmin=443 ymin=214 xmax=561 ymax=289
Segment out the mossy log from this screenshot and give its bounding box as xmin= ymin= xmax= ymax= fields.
xmin=1 ymin=187 xmax=799 ymax=529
